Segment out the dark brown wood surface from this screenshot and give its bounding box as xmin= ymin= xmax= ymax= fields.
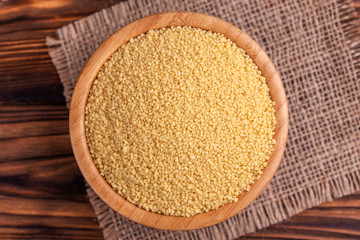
xmin=0 ymin=0 xmax=359 ymax=239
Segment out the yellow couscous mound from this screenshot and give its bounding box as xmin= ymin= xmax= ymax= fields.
xmin=85 ymin=26 xmax=275 ymax=217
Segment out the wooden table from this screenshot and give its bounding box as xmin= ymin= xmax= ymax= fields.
xmin=0 ymin=0 xmax=359 ymax=239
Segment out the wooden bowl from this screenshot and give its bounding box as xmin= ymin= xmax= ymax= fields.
xmin=69 ymin=11 xmax=289 ymax=231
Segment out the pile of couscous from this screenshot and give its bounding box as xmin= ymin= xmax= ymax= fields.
xmin=85 ymin=26 xmax=275 ymax=217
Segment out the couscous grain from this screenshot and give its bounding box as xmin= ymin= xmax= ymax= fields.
xmin=85 ymin=26 xmax=276 ymax=217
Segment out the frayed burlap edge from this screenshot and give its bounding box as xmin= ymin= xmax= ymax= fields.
xmin=46 ymin=0 xmax=360 ymax=238
xmin=47 ymin=38 xmax=73 ymax=107
xmin=85 ymin=170 xmax=360 ymax=239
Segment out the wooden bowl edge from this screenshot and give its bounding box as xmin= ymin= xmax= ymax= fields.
xmin=69 ymin=11 xmax=289 ymax=231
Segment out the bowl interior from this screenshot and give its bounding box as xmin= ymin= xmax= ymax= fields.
xmin=69 ymin=11 xmax=289 ymax=231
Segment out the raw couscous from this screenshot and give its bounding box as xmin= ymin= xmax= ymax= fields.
xmin=85 ymin=26 xmax=276 ymax=217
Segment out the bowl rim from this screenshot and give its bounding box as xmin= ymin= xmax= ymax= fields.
xmin=69 ymin=11 xmax=289 ymax=231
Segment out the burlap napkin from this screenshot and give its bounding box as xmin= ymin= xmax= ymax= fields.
xmin=47 ymin=0 xmax=360 ymax=239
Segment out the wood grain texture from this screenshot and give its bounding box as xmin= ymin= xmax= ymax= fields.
xmin=0 ymin=0 xmax=359 ymax=239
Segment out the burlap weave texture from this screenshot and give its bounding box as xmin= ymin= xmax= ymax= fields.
xmin=47 ymin=0 xmax=360 ymax=239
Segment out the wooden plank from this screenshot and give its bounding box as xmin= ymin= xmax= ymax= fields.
xmin=0 ymin=134 xmax=72 ymax=161
xmin=0 ymin=120 xmax=68 ymax=139
xmin=0 ymin=156 xmax=86 ymax=199
xmin=0 ymin=0 xmax=125 ymax=105
xmin=0 ymin=214 xmax=99 ymax=231
xmin=0 ymin=105 xmax=69 ymax=123
xmin=0 ymin=0 xmax=121 ymax=237
xmin=0 ymin=195 xmax=95 ymax=218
